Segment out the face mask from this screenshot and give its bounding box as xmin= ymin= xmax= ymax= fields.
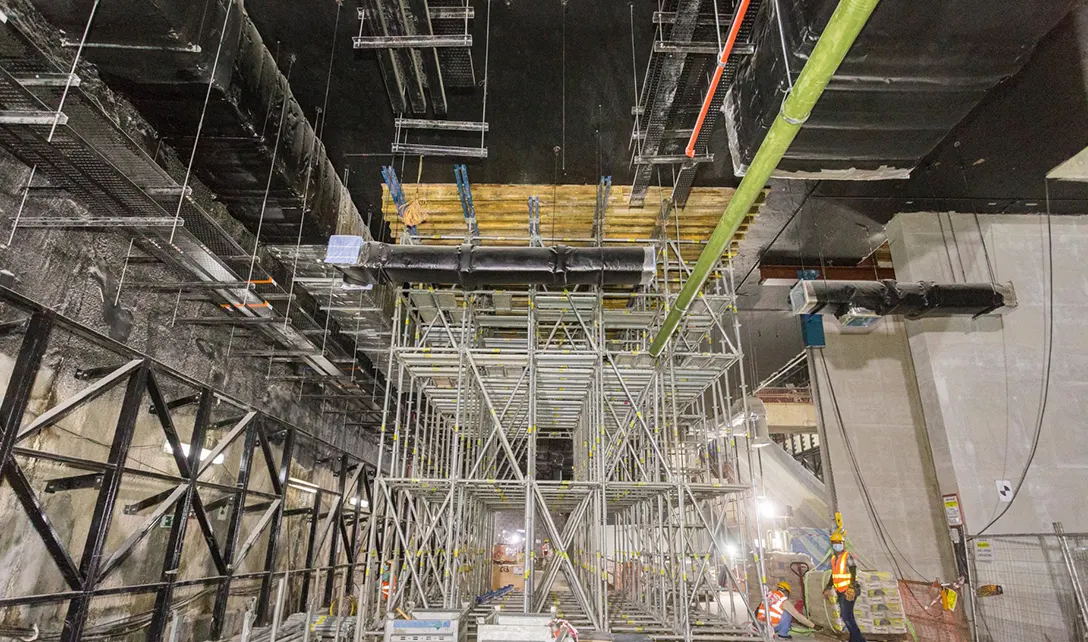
xmin=833 ymin=543 xmax=844 ymax=552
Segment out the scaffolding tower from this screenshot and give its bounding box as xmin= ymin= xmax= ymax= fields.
xmin=357 ymin=228 xmax=770 ymax=641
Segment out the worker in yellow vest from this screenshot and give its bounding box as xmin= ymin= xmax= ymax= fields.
xmin=757 ymin=581 xmax=819 ymax=639
xmin=825 ymin=531 xmax=866 ymax=642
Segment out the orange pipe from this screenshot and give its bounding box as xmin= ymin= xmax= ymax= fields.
xmin=685 ymin=0 xmax=754 ymax=158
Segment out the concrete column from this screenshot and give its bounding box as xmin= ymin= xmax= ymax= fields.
xmin=810 ymin=315 xmax=957 ymax=581
xmin=888 ymin=212 xmax=1088 ymax=535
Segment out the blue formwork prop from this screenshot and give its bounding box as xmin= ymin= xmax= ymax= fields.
xmin=454 ymin=164 xmax=479 ymax=240
xmin=382 ymin=166 xmax=416 ymax=236
xmin=476 ymin=584 xmax=514 ymax=604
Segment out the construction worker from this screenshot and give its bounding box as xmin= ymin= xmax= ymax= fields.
xmin=380 ymin=561 xmax=395 ymax=600
xmin=757 ymin=581 xmax=819 ymax=639
xmin=825 ymin=531 xmax=866 ymax=642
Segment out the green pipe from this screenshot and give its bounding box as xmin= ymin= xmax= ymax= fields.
xmin=648 ymin=0 xmax=882 ymax=358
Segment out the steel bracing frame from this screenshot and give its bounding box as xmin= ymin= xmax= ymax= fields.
xmin=0 ymin=286 xmax=377 ymax=642
xmin=356 ymin=232 xmax=771 ymax=641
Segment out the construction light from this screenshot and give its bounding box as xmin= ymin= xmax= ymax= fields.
xmin=288 ymin=477 xmax=320 ymax=494
xmin=759 ymin=499 xmax=777 ymax=519
xmin=162 ymin=440 xmax=224 ymax=465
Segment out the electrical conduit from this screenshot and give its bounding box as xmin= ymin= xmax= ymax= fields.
xmin=684 ymin=0 xmax=754 ymax=158
xmin=651 ymin=0 xmax=883 ymax=357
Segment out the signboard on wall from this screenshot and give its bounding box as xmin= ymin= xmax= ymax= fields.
xmin=995 ymin=480 xmax=1014 ymax=502
xmin=975 ymin=540 xmax=994 ymax=562
xmin=942 ymin=493 xmax=964 ymax=527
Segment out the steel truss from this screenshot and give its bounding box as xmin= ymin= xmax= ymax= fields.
xmin=0 ymin=286 xmax=376 ymax=642
xmin=360 ymin=237 xmax=770 ymax=641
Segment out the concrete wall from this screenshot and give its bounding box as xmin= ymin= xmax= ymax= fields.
xmin=888 ymin=212 xmax=1088 ymax=535
xmin=812 ymin=317 xmax=957 ymax=582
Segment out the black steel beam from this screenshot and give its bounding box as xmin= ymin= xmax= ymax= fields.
xmin=210 ymin=419 xmax=257 ymax=638
xmin=61 ymin=361 xmax=149 ymax=642
xmin=147 ymin=391 xmax=201 ymax=415
xmin=44 ymin=472 xmax=102 ymax=493
xmin=73 ymin=363 xmax=127 ymax=380
xmin=122 ymin=487 xmax=177 ymax=515
xmin=324 ymin=454 xmax=349 ymax=603
xmin=256 ymin=423 xmax=284 ymax=496
xmin=0 ymin=312 xmax=87 ymax=591
xmin=344 ymin=467 xmax=366 ymax=589
xmin=256 ymin=427 xmax=294 ymax=625
xmin=0 ymin=286 xmax=376 ymax=631
xmin=5 ymin=465 xmax=83 ymax=589
xmin=148 ymin=387 xmax=213 ymax=642
xmin=0 ymin=312 xmax=53 ymax=474
xmin=299 ymin=489 xmax=323 ymax=608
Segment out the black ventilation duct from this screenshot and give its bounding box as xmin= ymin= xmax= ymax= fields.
xmin=789 ymin=279 xmax=1017 ymax=322
xmin=728 ymin=0 xmax=1075 ymax=178
xmin=330 ymin=242 xmax=656 ymax=288
xmin=30 ymin=0 xmax=367 ymax=243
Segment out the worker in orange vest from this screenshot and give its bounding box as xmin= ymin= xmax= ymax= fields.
xmin=380 ymin=561 xmax=395 ymax=601
xmin=757 ymin=581 xmax=818 ymax=639
xmin=825 ymin=531 xmax=866 ymax=642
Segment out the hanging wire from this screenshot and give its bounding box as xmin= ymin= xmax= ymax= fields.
xmin=711 ymin=0 xmax=724 ymax=52
xmin=228 ymin=57 xmax=296 ymax=358
xmin=975 ymin=180 xmax=1055 ymax=536
xmin=480 ymin=0 xmax=492 ymax=148
xmin=974 ymin=212 xmax=998 ymax=283
xmin=4 ymin=165 xmax=36 ymax=248
xmin=771 ymin=0 xmax=794 ymax=91
xmin=561 ymin=1 xmax=567 ymax=172
xmin=629 ymin=4 xmax=644 ymax=159
xmin=170 ymin=1 xmax=236 ymax=244
xmin=244 ymin=56 xmax=296 ymax=294
xmin=113 ymin=238 xmax=135 ymax=307
xmin=49 ymin=0 xmax=99 ymax=143
xmin=935 ymin=210 xmax=959 ymax=282
xmin=281 ymin=109 xmax=325 ymax=332
xmin=318 ymin=0 xmax=343 ymax=140
xmin=946 ymin=211 xmax=969 ymax=281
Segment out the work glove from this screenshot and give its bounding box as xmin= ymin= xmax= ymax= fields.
xmin=844 ymin=587 xmax=856 ymax=601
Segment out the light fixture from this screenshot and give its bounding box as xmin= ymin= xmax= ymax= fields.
xmin=759 ymin=499 xmax=777 ymax=519
xmin=349 ymin=497 xmax=370 ymax=508
xmin=288 ymin=477 xmax=319 ymax=494
xmin=725 ymin=543 xmax=739 ymax=558
xmin=162 ymin=440 xmax=224 ymax=465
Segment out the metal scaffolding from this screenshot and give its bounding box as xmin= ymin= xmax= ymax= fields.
xmin=357 ymin=229 xmax=770 ymax=641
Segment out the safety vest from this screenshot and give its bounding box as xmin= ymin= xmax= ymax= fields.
xmin=832 ymin=552 xmax=852 ymax=593
xmin=756 ymin=590 xmax=787 ymax=626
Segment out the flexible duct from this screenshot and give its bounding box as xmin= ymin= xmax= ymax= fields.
xmin=727 ymin=396 xmax=771 ymax=447
xmin=330 ymin=242 xmax=656 ymax=288
xmin=789 ymin=279 xmax=1017 ymax=318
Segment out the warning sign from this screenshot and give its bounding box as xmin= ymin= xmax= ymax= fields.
xmin=942 ymin=493 xmax=963 ymax=527
xmin=995 ymin=480 xmax=1013 ymax=503
xmin=975 ymin=540 xmax=994 ymax=562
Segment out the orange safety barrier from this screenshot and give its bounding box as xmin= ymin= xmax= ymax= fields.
xmin=899 ymin=579 xmax=969 ymax=642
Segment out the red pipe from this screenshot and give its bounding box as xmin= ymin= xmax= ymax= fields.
xmin=685 ymin=0 xmax=754 ymax=158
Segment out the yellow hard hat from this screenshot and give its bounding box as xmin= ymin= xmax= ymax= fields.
xmin=829 ymin=530 xmax=845 ymax=543
xmin=777 ymin=581 xmax=792 ymax=593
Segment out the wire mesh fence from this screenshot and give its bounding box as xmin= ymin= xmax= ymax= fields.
xmin=898 ymin=579 xmax=969 ymax=642
xmin=968 ymin=527 xmax=1088 ymax=642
